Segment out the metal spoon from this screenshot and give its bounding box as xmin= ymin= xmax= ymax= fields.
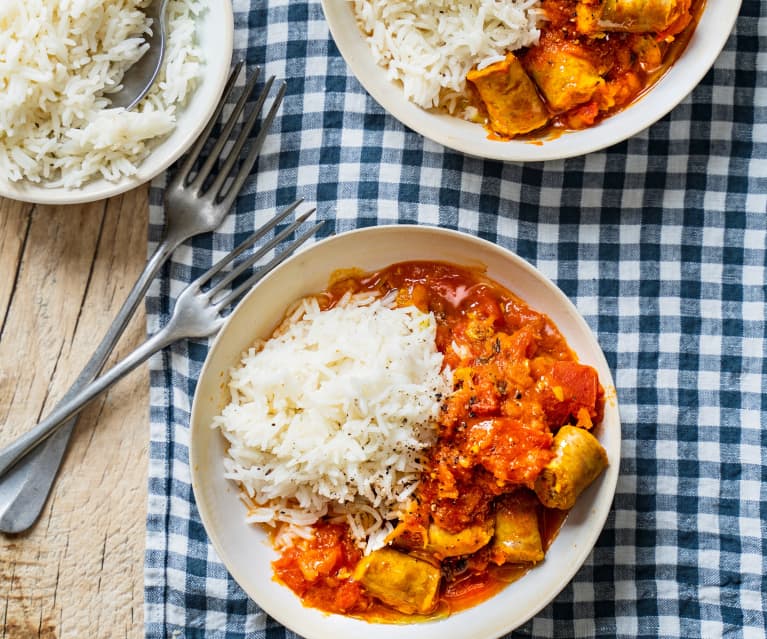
xmin=109 ymin=0 xmax=169 ymax=110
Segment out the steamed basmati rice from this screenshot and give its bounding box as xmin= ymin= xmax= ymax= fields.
xmin=351 ymin=0 xmax=543 ymax=110
xmin=0 ymin=0 xmax=203 ymax=188
xmin=214 ymin=293 xmax=452 ymax=553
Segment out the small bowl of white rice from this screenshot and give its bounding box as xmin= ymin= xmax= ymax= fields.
xmin=189 ymin=224 xmax=621 ymax=639
xmin=0 ymin=0 xmax=233 ymax=205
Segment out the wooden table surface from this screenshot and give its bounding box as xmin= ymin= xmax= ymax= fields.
xmin=0 ymin=187 xmax=150 ymax=639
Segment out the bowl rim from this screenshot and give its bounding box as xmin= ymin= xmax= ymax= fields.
xmin=189 ymin=224 xmax=622 ymax=638
xmin=0 ymin=0 xmax=234 ymax=205
xmin=320 ymin=0 xmax=742 ymax=161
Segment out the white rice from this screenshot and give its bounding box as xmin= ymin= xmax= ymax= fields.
xmin=351 ymin=0 xmax=543 ymax=110
xmin=214 ymin=293 xmax=452 ymax=553
xmin=0 ymin=0 xmax=203 ymax=188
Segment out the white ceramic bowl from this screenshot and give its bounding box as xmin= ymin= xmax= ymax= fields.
xmin=190 ymin=225 xmax=622 ymax=639
xmin=321 ymin=0 xmax=741 ymax=161
xmin=0 ymin=1 xmax=233 ymax=205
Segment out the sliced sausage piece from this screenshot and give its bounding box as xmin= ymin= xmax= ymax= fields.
xmin=576 ymin=0 xmax=691 ymax=35
xmin=491 ymin=491 xmax=544 ymax=565
xmin=467 ymin=53 xmax=549 ymax=137
xmin=524 ymin=36 xmax=605 ymax=112
xmin=534 ymin=425 xmax=608 ymax=510
xmin=426 ymin=519 xmax=494 ymax=559
xmin=352 ymin=547 xmax=441 ymax=615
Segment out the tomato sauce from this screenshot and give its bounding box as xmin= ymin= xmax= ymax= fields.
xmin=272 ymin=523 xmax=370 ymax=614
xmin=271 ymin=261 xmax=605 ymax=619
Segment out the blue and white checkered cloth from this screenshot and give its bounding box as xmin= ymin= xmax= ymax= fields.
xmin=144 ymin=1 xmax=767 ymax=637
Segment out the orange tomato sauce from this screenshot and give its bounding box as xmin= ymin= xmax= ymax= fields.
xmin=271 ymin=261 xmax=605 ymax=619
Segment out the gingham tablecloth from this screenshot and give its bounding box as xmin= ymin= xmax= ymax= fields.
xmin=144 ymin=1 xmax=767 ymax=637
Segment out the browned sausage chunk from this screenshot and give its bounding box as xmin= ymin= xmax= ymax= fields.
xmin=467 ymin=53 xmax=549 ymax=136
xmin=490 ymin=491 xmax=544 ymax=565
xmin=427 ymin=519 xmax=494 ymax=559
xmin=577 ymin=0 xmax=690 ymax=34
xmin=524 ymin=36 xmax=605 ymax=112
xmin=352 ymin=547 xmax=441 ymax=615
xmin=534 ymin=425 xmax=608 ymax=510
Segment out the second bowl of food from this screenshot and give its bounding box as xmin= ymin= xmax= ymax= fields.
xmin=190 ymin=225 xmax=621 ymax=638
xmin=322 ymin=0 xmax=741 ymax=161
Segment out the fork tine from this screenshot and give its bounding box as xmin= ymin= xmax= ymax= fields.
xmin=168 ymin=60 xmax=244 ymax=190
xmin=216 ymin=221 xmax=325 ymax=311
xmin=207 ymin=75 xmax=276 ymax=201
xmin=189 ymin=199 xmax=303 ymax=290
xmin=208 ymin=208 xmax=316 ymax=299
xmin=188 ymin=66 xmax=263 ymax=192
xmin=218 ymin=81 xmax=287 ymax=210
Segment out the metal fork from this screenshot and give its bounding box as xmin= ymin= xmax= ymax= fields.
xmin=0 ymin=208 xmax=323 ymax=475
xmin=0 ymin=205 xmax=322 ymax=476
xmin=0 ymin=61 xmax=286 ymax=533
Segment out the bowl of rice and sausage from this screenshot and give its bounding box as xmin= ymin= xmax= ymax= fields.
xmin=190 ymin=225 xmax=621 ymax=638
xmin=323 ymin=0 xmax=741 ymax=160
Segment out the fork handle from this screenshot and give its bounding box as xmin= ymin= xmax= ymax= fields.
xmin=0 ymin=237 xmax=178 ymax=533
xmin=0 ymin=327 xmax=179 ymax=481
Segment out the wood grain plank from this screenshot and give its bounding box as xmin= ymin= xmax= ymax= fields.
xmin=0 ymin=186 xmax=150 ymax=639
xmin=0 ymin=200 xmax=34 ymax=340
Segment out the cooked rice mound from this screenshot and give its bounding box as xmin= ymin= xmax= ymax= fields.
xmin=351 ymin=0 xmax=543 ymax=110
xmin=214 ymin=293 xmax=452 ymax=552
xmin=0 ymin=0 xmax=203 ymax=188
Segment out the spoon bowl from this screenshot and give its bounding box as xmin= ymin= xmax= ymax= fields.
xmin=109 ymin=0 xmax=169 ymax=110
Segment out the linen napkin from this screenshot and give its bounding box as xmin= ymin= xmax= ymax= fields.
xmin=145 ymin=1 xmax=766 ymax=637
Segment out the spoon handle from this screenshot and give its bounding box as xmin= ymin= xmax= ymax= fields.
xmin=0 ymin=238 xmax=175 ymax=533
xmin=0 ymin=329 xmax=176 ymax=482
